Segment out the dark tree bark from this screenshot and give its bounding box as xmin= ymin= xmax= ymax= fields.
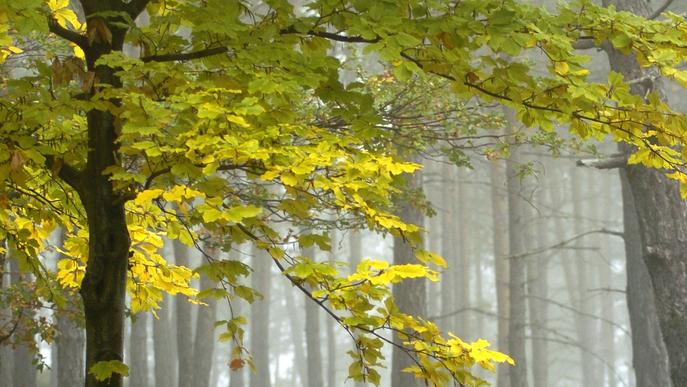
xmin=391 ymin=158 xmax=426 ymax=387
xmin=250 ymin=245 xmax=272 ymax=387
xmin=619 ymin=172 xmax=672 ymax=387
xmin=602 ymin=1 xmax=687 ymax=384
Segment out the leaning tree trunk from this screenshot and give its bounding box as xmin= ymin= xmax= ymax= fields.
xmin=391 ymin=157 xmax=426 ymax=387
xmin=602 ymin=1 xmax=687 ymax=384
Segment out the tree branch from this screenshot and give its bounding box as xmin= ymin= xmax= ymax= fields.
xmin=48 ymin=18 xmax=88 ymax=48
xmin=576 ymin=154 xmax=627 ymax=169
xmin=139 ymin=28 xmax=378 ymax=63
xmin=45 ymin=156 xmax=82 ymax=193
xmin=649 ymin=0 xmax=676 ymax=20
xmin=141 ymin=46 xmax=229 ymax=63
xmin=124 ymin=0 xmax=151 ymax=19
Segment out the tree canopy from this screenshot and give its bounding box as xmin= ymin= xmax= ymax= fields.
xmin=2 ymin=0 xmax=687 ymax=386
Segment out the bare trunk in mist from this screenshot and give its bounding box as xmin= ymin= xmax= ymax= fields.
xmin=129 ymin=313 xmax=149 ymax=387
xmin=250 ymin=245 xmax=272 ymax=387
xmin=192 ymin=271 xmax=218 ymax=387
xmin=505 ymin=113 xmax=528 ymax=387
xmin=599 ymin=176 xmax=617 ymax=387
xmin=457 ymin=169 xmax=471 ymax=336
xmin=285 ymin=281 xmax=308 ymax=386
xmin=153 ymin=293 xmax=177 ymax=387
xmin=440 ymin=163 xmax=457 ymax=331
xmin=527 ymin=174 xmax=549 ymax=387
xmin=174 ymin=241 xmax=194 ymax=387
xmin=619 ymin=172 xmax=672 ymax=387
xmin=489 ymin=156 xmax=510 ymax=387
xmin=570 ymin=168 xmax=600 ymax=387
xmin=303 ymin=245 xmax=324 ymax=387
xmin=391 ymin=158 xmax=426 ymax=387
xmin=326 ymin=231 xmax=338 ymax=387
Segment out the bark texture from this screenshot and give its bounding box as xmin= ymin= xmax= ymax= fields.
xmin=129 ymin=313 xmax=149 ymax=387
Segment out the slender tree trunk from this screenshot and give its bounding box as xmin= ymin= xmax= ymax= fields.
xmin=599 ymin=176 xmax=616 ymax=387
xmin=250 ymin=245 xmax=272 ymax=387
xmin=129 ymin=314 xmax=149 ymax=387
xmin=326 ymin=231 xmax=338 ymax=387
xmin=391 ymin=158 xmax=426 ymax=387
xmin=229 ymin=296 xmax=246 ymax=387
xmin=153 ymin=293 xmax=177 ymax=387
xmin=456 ymin=169 xmax=470 ymax=337
xmin=285 ymin=282 xmax=308 ymax=386
xmin=1 ymin=244 xmax=14 ymax=387
xmin=570 ymin=168 xmax=599 ymax=387
xmin=619 ymin=172 xmax=672 ymax=387
xmin=440 ymin=163 xmax=456 ymax=330
xmin=192 ymin=270 xmax=218 ymax=387
xmin=489 ymin=155 xmax=510 ymax=387
xmin=303 ymin=245 xmax=324 ymax=387
xmin=174 ymin=240 xmax=194 ymax=387
xmin=504 ymin=111 xmax=529 ymax=387
xmin=527 ymin=187 xmax=548 ymax=387
xmin=348 ymin=231 xmax=365 ymax=387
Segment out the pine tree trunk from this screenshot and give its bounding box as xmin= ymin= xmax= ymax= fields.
xmin=250 ymin=245 xmax=272 ymax=387
xmin=391 ymin=157 xmax=426 ymax=387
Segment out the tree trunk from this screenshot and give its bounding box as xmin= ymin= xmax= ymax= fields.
xmin=489 ymin=155 xmax=510 ymax=387
xmin=129 ymin=314 xmax=149 ymax=387
xmin=619 ymin=172 xmax=672 ymax=387
xmin=326 ymin=231 xmax=338 ymax=387
xmin=74 ymin=9 xmax=131 ymax=386
xmin=391 ymin=158 xmax=426 ymax=387
xmin=285 ymin=281 xmax=308 ymax=386
xmin=153 ymin=293 xmax=177 ymax=387
xmin=192 ymin=270 xmax=218 ymax=387
xmin=440 ymin=163 xmax=457 ymax=332
xmin=0 ymin=245 xmax=14 ymax=387
xmin=348 ymin=231 xmax=365 ymax=387
xmin=174 ymin=240 xmax=194 ymax=387
xmin=602 ymin=1 xmax=687 ymax=384
xmin=304 ymin=245 xmax=324 ymax=387
xmin=504 ymin=111 xmax=529 ymax=387
xmin=570 ymin=168 xmax=599 ymax=387
xmin=250 ymin=245 xmax=272 ymax=387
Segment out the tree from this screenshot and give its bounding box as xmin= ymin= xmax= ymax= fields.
xmin=6 ymin=1 xmax=687 ymax=386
